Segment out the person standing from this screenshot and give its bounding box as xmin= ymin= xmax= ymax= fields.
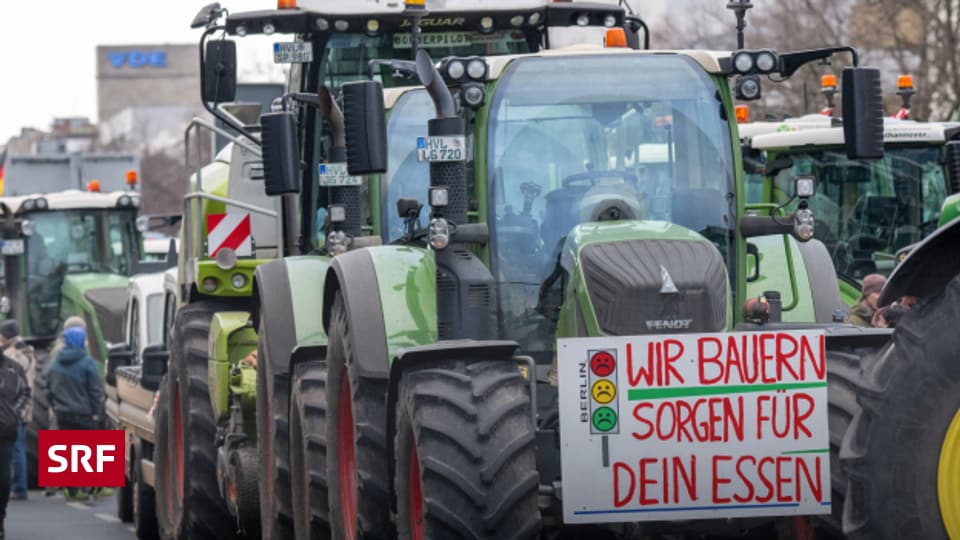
xmin=0 ymin=320 xmax=33 ymax=501
xmin=46 ymin=325 xmax=102 ymax=502
xmin=0 ymin=343 xmax=31 ymax=538
xmin=845 ymin=273 xmax=887 ymax=327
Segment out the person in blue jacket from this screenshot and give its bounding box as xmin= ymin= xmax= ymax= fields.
xmin=46 ymin=325 xmax=103 ymax=502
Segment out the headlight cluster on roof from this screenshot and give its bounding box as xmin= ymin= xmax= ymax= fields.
xmin=19 ymin=197 xmax=48 ymax=213
xmin=118 ymin=194 xmax=141 ymax=208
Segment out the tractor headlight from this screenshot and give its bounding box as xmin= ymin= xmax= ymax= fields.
xmin=528 ymin=12 xmax=541 ymax=25
xmin=446 ymin=60 xmax=465 ymax=81
xmin=215 ymin=247 xmax=238 ymax=270
xmin=429 ymin=187 xmax=449 ymax=208
xmin=263 ymin=22 xmax=276 ymax=35
xmin=479 ymin=16 xmax=494 ymax=33
xmin=366 ymin=19 xmax=380 ymax=35
xmin=736 ymin=75 xmax=762 ymax=101
xmin=118 ymin=195 xmax=132 ymax=207
xmin=603 ymin=14 xmax=617 ymax=27
xmin=462 ymin=83 xmax=485 ymax=108
xmin=136 ymin=216 xmax=150 ymax=232
xmin=202 ymin=277 xmax=219 ymax=292
xmin=326 ymin=230 xmax=349 ymax=256
xmin=755 ymin=51 xmax=777 ymax=73
xmin=510 ymin=15 xmax=524 ymax=27
xmin=575 ymin=13 xmax=590 ymax=26
xmin=428 ymin=217 xmax=450 ymax=250
xmin=795 ymin=176 xmax=816 ymax=198
xmin=231 ymin=273 xmax=247 ymax=289
xmin=794 ymin=208 xmax=815 ymax=241
xmin=466 ymin=58 xmax=487 ymax=80
xmin=20 ymin=220 xmax=35 ymax=237
xmin=130 ymin=195 xmax=141 ymax=208
xmin=22 ymin=199 xmax=35 ymax=212
xmin=733 ymin=52 xmax=754 ymax=74
xmin=334 ymin=20 xmax=349 ymax=31
xmin=316 ymin=18 xmax=330 ymax=31
xmin=235 ymin=24 xmax=247 ymax=36
xmin=328 ymin=204 xmax=346 ymax=224
xmin=35 ymin=198 xmax=48 ymax=210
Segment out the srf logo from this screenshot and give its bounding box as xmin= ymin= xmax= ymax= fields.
xmin=38 ymin=430 xmax=125 ymax=487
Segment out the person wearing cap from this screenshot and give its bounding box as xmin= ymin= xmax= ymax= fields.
xmin=0 ymin=320 xmax=33 ymax=501
xmin=46 ymin=324 xmax=102 ymax=502
xmin=846 ymin=273 xmax=887 ymax=327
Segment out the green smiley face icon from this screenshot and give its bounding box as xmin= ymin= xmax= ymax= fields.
xmin=592 ymin=407 xmax=618 ymax=432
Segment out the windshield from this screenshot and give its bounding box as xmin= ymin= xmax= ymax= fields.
xmin=488 ymin=54 xmax=735 ymax=351
xmin=321 ymin=31 xmax=532 ymax=89
xmin=772 ymin=146 xmax=947 ymax=279
xmin=25 ymin=210 xmax=139 ymax=337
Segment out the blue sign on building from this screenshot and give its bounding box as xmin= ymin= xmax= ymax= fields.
xmin=108 ymin=50 xmax=168 ymax=68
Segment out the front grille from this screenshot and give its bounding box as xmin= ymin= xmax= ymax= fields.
xmin=580 ymin=240 xmax=727 ymax=335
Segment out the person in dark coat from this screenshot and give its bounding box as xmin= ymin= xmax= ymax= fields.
xmin=46 ymin=326 xmax=102 ymax=501
xmin=0 ymin=320 xmax=33 ymax=501
xmin=0 ymin=348 xmax=31 ymax=538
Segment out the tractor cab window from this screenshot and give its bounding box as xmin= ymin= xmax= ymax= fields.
xmin=146 ymin=293 xmax=164 ymax=348
xmin=772 ymin=145 xmax=947 ymax=279
xmin=320 ymin=31 xmax=532 ymax=89
xmin=488 ymin=54 xmax=735 ymax=352
xmin=381 ymin=90 xmax=438 ymax=242
xmin=25 ymin=210 xmax=140 ymax=337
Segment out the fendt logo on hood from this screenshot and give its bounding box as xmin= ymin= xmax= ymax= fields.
xmin=401 ymin=17 xmax=467 ymax=27
xmin=645 ymin=319 xmax=693 ymax=331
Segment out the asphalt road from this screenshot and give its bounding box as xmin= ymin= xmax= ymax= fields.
xmin=5 ymin=490 xmax=134 ymax=539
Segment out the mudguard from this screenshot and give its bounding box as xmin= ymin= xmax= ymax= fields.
xmin=384 ymin=340 xmax=521 ymax=509
xmin=323 ymin=246 xmax=437 ymax=380
xmin=879 ymin=216 xmax=960 ymax=306
xmin=746 ymin=235 xmax=819 ymax=322
xmin=254 ymin=256 xmax=331 ymax=378
xmin=208 ymin=312 xmax=257 ymax=423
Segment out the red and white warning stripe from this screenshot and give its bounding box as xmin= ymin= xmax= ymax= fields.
xmin=207 ymin=213 xmax=252 ymax=257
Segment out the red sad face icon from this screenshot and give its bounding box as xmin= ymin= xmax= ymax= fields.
xmin=590 ymin=351 xmax=616 ymax=377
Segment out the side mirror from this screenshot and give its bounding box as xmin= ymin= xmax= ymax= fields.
xmin=140 ymin=344 xmax=169 ymax=392
xmin=842 ymin=67 xmax=884 ymax=159
xmin=260 ymin=111 xmax=301 ymax=195
xmin=202 ymin=40 xmax=237 ymax=103
xmin=105 ymin=344 xmax=133 ymax=387
xmin=945 ymin=140 xmax=960 ymax=192
xmin=342 ymin=81 xmax=388 ymax=175
xmin=746 ymin=242 xmax=760 ymax=282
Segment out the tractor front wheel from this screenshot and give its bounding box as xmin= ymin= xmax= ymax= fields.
xmin=326 ymin=291 xmax=391 ymax=540
xmin=841 ymin=273 xmax=960 ymax=540
xmin=394 ymin=359 xmax=541 ymax=540
xmin=290 ymin=360 xmax=331 ymax=540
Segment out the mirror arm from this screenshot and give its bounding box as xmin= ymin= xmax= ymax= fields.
xmin=625 ymin=16 xmax=650 ymax=50
xmin=779 ymin=46 xmax=859 ymax=78
xmin=199 ymin=27 xmax=260 ymax=145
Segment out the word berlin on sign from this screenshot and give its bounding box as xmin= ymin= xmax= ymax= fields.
xmin=108 ymin=50 xmax=168 ymax=69
xmin=557 ymin=330 xmax=830 ymax=523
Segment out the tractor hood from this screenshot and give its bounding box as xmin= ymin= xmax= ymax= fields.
xmin=563 ymin=221 xmax=729 ymax=336
xmin=60 ymin=273 xmax=129 ymax=363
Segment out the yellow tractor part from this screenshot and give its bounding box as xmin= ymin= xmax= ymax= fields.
xmin=939 ymin=408 xmax=960 ymax=539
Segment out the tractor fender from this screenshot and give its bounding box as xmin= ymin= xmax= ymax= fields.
xmin=254 ymin=256 xmax=331 ymax=378
xmin=384 ymin=340 xmax=520 ymax=510
xmin=207 ymin=311 xmax=254 ymax=423
xmin=323 ymin=246 xmax=438 ymax=380
xmin=879 ymin=215 xmax=960 ymax=306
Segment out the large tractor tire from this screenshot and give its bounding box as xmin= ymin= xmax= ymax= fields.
xmin=257 ymin=316 xmax=295 ymax=539
xmin=165 ymin=301 xmax=238 ymax=539
xmin=289 ymin=360 xmax=331 ymax=540
xmin=394 ymin=359 xmax=541 ymax=540
xmin=840 ymin=274 xmax=960 ymax=540
xmin=326 ymin=292 xmax=392 ymax=540
xmin=133 ymin=443 xmax=159 ymax=540
xmin=26 ymin=347 xmax=51 ymax=488
xmin=155 ymin=374 xmax=178 ymax=539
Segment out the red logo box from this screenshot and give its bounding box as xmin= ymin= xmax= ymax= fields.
xmin=38 ymin=430 xmax=126 ymax=487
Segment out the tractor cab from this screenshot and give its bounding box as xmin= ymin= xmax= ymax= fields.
xmin=747 ymin=120 xmax=960 ymax=284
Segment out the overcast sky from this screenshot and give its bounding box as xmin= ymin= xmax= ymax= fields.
xmin=0 ymin=0 xmax=280 ymax=144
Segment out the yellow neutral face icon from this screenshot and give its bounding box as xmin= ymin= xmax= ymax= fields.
xmin=591 ymin=380 xmax=617 ymax=404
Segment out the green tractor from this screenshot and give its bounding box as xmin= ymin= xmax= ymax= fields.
xmin=744 ymin=118 xmax=960 ymax=307
xmin=250 ymin=21 xmax=892 ymax=536
xmin=0 ymin=188 xmax=145 ymax=485
xmin=153 ymin=1 xmax=638 ymax=538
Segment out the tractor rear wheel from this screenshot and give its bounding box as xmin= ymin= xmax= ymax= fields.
xmin=326 ymin=291 xmax=392 ymax=540
xmin=26 ymin=347 xmax=51 ymax=488
xmin=257 ymin=316 xmax=295 ymax=539
xmin=290 ymin=360 xmax=331 ymax=540
xmin=841 ymin=274 xmax=960 ymax=540
xmin=166 ymin=301 xmax=238 ymax=539
xmin=395 ymin=359 xmax=541 ymax=540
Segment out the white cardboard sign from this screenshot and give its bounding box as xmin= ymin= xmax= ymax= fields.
xmin=557 ymin=330 xmax=830 ymax=524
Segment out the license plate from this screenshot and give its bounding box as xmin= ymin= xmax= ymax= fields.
xmin=393 ymin=32 xmax=473 ymax=49
xmin=417 ymin=136 xmax=466 ymax=162
xmin=0 ymin=240 xmax=23 ymax=255
xmin=273 ymin=41 xmax=313 ymax=64
xmin=318 ymin=163 xmax=361 ymax=187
